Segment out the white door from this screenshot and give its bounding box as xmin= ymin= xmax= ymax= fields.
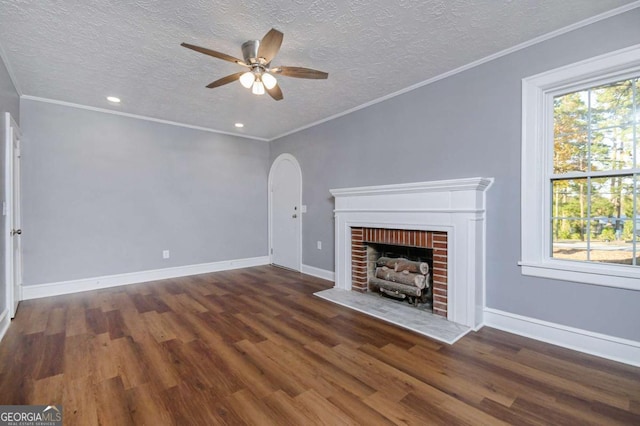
xmin=5 ymin=113 xmax=22 ymax=318
xmin=269 ymin=154 xmax=301 ymax=271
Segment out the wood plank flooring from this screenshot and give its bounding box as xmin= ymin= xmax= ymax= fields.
xmin=0 ymin=265 xmax=639 ymax=425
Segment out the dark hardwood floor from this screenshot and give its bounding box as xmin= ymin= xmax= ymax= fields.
xmin=0 ymin=265 xmax=638 ymax=425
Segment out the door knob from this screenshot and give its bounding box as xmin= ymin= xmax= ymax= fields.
xmin=292 ymin=214 xmax=297 ymax=218
xmin=12 ymin=229 xmax=21 ymax=236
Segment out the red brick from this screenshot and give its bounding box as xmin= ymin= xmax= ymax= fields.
xmin=433 ymin=261 xmax=447 ymax=270
xmin=433 ymin=242 xmax=447 ymax=250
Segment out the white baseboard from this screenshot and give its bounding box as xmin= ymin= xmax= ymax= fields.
xmin=0 ymin=309 xmax=9 ymax=343
xmin=22 ymin=256 xmax=270 ymax=300
xmin=483 ymin=307 xmax=640 ymax=367
xmin=301 ymin=264 xmax=335 ymax=282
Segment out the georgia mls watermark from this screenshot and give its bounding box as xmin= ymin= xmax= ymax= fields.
xmin=0 ymin=405 xmax=62 ymax=426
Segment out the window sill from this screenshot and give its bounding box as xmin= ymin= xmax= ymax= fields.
xmin=519 ymin=260 xmax=640 ymax=291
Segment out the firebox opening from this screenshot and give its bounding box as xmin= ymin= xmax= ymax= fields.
xmin=366 ymin=243 xmax=433 ymax=311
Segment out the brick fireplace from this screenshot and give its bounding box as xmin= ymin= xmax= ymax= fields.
xmin=351 ymin=227 xmax=448 ymax=317
xmin=331 ymin=177 xmax=493 ymax=329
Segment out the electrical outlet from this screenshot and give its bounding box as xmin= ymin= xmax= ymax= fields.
xmin=317 ymin=241 xmax=322 ymax=250
xmin=162 ymin=250 xmax=170 ymax=259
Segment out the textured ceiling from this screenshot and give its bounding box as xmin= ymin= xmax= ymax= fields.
xmin=0 ymin=1 xmax=636 ymax=140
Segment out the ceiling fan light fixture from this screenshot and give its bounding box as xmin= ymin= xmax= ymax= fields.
xmin=261 ymin=72 xmax=277 ymax=90
xmin=181 ymin=27 xmax=327 ymax=101
xmin=252 ymin=80 xmax=265 ymax=95
xmin=239 ymin=71 xmax=256 ymax=89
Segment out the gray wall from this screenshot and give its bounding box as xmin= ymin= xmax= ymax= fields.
xmin=21 ymin=99 xmax=269 ymax=285
xmin=0 ymin=55 xmax=19 ymax=314
xmin=270 ymin=9 xmax=640 ymax=341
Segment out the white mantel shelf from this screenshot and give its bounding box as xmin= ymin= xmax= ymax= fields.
xmin=330 ymin=177 xmax=494 ymax=198
xmin=330 ymin=177 xmax=494 ymax=330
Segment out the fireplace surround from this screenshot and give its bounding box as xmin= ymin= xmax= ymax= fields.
xmin=330 ymin=177 xmax=493 ymax=329
xmin=352 ymin=228 xmax=444 ymax=315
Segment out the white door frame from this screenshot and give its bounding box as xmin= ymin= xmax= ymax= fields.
xmin=268 ymin=153 xmax=302 ymax=271
xmin=4 ymin=112 xmax=22 ymax=318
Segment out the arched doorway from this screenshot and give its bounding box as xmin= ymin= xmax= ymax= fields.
xmin=268 ymin=154 xmax=302 ymax=271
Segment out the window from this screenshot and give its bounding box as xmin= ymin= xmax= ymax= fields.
xmin=521 ymin=44 xmax=640 ymax=290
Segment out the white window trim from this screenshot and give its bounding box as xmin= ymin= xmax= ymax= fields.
xmin=521 ymin=43 xmax=640 ymax=291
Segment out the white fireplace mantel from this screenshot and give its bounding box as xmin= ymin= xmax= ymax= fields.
xmin=330 ymin=177 xmax=493 ymax=329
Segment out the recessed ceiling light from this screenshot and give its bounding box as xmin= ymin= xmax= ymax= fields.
xmin=106 ymin=96 xmax=121 ymax=103
xmin=234 ymin=123 xmax=244 ymax=128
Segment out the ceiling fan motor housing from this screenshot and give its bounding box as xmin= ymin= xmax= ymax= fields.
xmin=241 ymin=40 xmax=262 ymax=65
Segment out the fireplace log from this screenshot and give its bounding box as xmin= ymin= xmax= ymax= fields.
xmin=376 ymin=267 xmax=426 ymax=288
xmin=376 ymin=257 xmax=401 ymax=269
xmin=379 ymin=287 xmax=407 ymax=300
xmin=395 ymin=259 xmax=429 ymax=275
xmin=370 ymin=277 xmax=421 ymax=297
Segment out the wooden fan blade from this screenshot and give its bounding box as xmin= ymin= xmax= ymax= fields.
xmin=273 ymin=66 xmax=328 ymax=79
xmin=206 ymin=72 xmax=244 ymax=88
xmin=181 ymin=42 xmax=247 ymax=66
xmin=266 ymin=83 xmax=283 ymax=101
xmin=258 ymin=28 xmax=283 ymax=63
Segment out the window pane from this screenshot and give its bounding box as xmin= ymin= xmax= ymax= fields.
xmin=552 ymin=219 xmax=588 ymax=260
xmin=589 ymin=220 xmax=635 ymax=265
xmin=590 ymin=175 xmax=633 ymax=218
xmin=590 ymin=80 xmax=634 ymax=129
xmin=590 ymin=127 xmax=634 ymax=171
xmin=554 ymin=91 xmax=588 ymax=133
xmin=551 ymin=178 xmax=588 ymax=220
xmin=554 ymin=132 xmax=588 ymax=173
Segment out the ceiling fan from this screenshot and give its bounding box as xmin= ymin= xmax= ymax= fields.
xmin=181 ymin=28 xmax=328 ymax=101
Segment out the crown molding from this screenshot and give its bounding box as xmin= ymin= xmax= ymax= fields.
xmin=20 ymin=95 xmax=269 ymax=142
